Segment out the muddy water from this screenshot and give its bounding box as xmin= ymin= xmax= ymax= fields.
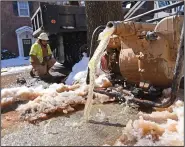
xmin=84 ymin=27 xmax=115 ymax=121
xmin=1 ymin=103 xmax=138 ymax=146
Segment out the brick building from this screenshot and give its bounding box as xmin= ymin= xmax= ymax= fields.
xmin=1 ymin=1 xmax=154 ymax=58
xmin=1 ymin=1 xmax=39 ymax=57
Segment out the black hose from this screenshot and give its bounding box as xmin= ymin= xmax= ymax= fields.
xmin=86 ymin=25 xmax=106 ymax=84
xmin=93 ymin=89 xmax=169 ymax=108
xmin=88 ymin=25 xmax=106 ymax=58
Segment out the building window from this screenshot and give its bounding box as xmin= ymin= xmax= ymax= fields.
xmin=158 ymin=1 xmax=172 ymax=13
xmin=17 ymin=1 xmax=30 ymax=17
xmin=158 ymin=1 xmax=170 ymax=8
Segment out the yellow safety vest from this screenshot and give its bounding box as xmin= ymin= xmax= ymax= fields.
xmin=29 ymin=43 xmax=52 ymax=63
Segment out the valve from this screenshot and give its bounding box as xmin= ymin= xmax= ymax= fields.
xmin=145 ymin=31 xmax=158 ymax=41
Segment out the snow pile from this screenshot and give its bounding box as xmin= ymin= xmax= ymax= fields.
xmin=1 ymin=83 xmax=80 ymax=108
xmin=1 ymin=53 xmax=114 ymax=122
xmin=16 ymin=83 xmax=114 ymax=122
xmin=1 ymin=86 xmax=43 ymax=108
xmin=1 ymin=65 xmax=32 ymax=76
xmin=1 ymin=82 xmax=114 ymax=122
xmin=65 ymin=54 xmax=89 ymax=85
xmin=1 ymin=57 xmax=30 ymax=68
xmin=17 ymin=90 xmax=85 ymax=121
xmin=65 ymin=53 xmax=106 ymax=85
xmin=111 ymin=100 xmax=184 ymax=146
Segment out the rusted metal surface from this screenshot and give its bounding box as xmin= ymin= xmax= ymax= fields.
xmin=106 ymin=15 xmax=184 ymax=88
xmin=93 ymin=14 xmax=184 ymax=108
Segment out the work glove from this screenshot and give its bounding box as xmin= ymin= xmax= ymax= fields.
xmin=43 ymin=56 xmax=52 ymax=61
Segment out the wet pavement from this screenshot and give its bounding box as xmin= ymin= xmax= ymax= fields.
xmin=1 ymin=62 xmax=184 ymax=146
xmin=1 ymin=103 xmax=138 ymax=146
xmin=1 ymin=63 xmax=138 ymax=146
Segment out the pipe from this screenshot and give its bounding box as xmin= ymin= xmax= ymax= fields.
xmin=125 ymin=1 xmax=184 ymax=22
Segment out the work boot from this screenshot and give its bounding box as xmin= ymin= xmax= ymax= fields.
xmin=30 ymin=68 xmax=35 ymax=77
xmin=40 ymin=72 xmax=52 ymax=82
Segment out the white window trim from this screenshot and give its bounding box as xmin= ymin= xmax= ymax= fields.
xmin=17 ymin=1 xmax=30 ymax=17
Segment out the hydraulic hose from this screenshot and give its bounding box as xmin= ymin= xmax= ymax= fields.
xmin=86 ymin=25 xmax=106 ymax=84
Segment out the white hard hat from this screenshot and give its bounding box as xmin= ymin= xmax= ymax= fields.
xmin=38 ymin=33 xmax=49 ymax=41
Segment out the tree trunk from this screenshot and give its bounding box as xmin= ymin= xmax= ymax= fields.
xmin=85 ymin=1 xmax=123 ymax=56
xmin=170 ymin=22 xmax=184 ymax=106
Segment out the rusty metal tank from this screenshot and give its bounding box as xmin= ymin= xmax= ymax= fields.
xmin=106 ymin=15 xmax=184 ymax=88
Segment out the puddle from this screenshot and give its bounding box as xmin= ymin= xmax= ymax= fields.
xmin=1 ymin=103 xmax=138 ymax=146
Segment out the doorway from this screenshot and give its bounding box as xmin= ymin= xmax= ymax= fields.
xmin=22 ymin=39 xmax=32 ymax=57
xmin=15 ymin=26 xmax=34 ymax=57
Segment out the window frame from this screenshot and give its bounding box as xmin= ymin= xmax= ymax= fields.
xmin=157 ymin=1 xmax=172 ymax=13
xmin=158 ymin=1 xmax=170 ymax=8
xmin=17 ymin=1 xmax=30 ymax=17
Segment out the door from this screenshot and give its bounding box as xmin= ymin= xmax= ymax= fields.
xmin=22 ymin=39 xmax=32 ymax=57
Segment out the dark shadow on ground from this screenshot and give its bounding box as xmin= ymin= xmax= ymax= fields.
xmin=29 ymin=104 xmax=85 ymax=124
xmin=88 ymin=120 xmax=126 ymax=128
xmin=39 ymin=63 xmax=72 ymax=84
xmin=51 ymin=63 xmax=71 ymax=76
xmin=40 ymin=75 xmax=66 ymax=84
xmin=1 ymin=101 xmax=29 ymax=114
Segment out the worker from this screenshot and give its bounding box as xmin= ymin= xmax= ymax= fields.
xmin=29 ymin=32 xmax=56 ymax=79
